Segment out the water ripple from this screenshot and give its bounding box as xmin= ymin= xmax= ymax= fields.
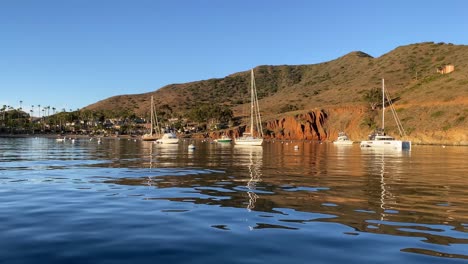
xmin=1 ymin=138 xmax=468 ymax=263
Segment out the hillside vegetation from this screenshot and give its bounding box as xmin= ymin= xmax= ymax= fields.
xmin=85 ymin=42 xmax=468 ymax=144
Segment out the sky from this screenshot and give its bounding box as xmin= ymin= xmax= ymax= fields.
xmin=1 ymin=0 xmax=467 ymax=116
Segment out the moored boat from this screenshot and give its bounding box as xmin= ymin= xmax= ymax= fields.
xmin=156 ymin=131 xmax=179 ymax=144
xmin=234 ymin=69 xmax=264 ymax=146
xmin=142 ymin=95 xmax=161 ymax=141
xmin=333 ymin=132 xmax=354 ymax=145
xmin=360 ymin=79 xmax=411 ymax=151
xmin=235 ymin=134 xmax=263 ymax=146
xmin=215 ymin=135 xmax=232 ymax=143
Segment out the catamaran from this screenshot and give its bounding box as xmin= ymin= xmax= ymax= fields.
xmin=360 ymin=79 xmax=411 ymax=151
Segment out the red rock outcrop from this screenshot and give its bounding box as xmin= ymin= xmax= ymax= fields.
xmin=205 ymin=109 xmax=330 ymax=141
xmin=264 ymin=109 xmax=328 ymax=140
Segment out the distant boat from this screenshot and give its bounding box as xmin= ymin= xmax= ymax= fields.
xmin=360 ymin=79 xmax=411 ymax=151
xmin=142 ymin=95 xmax=161 ymax=141
xmin=333 ymin=132 xmax=353 ymax=145
xmin=215 ymin=135 xmax=232 ymax=143
xmin=234 ymin=69 xmax=264 ymax=146
xmin=156 ymin=131 xmax=179 ymax=144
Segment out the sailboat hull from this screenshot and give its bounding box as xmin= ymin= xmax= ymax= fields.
xmin=234 ymin=137 xmax=263 ymax=146
xmin=142 ymin=134 xmax=159 ymax=141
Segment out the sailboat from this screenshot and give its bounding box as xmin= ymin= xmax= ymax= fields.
xmin=142 ymin=95 xmax=161 ymax=141
xmin=360 ymin=79 xmax=412 ymax=151
xmin=234 ymin=69 xmax=264 ymax=146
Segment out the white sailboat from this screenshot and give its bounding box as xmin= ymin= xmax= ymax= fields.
xmin=234 ymin=69 xmax=264 ymax=146
xmin=360 ymin=79 xmax=411 ymax=151
xmin=142 ymin=95 xmax=161 ymax=141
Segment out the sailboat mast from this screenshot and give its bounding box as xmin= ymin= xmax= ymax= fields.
xmin=382 ymin=78 xmax=385 ymax=131
xmin=253 ymin=71 xmax=263 ymax=138
xmin=250 ymin=69 xmax=254 ymax=135
xmin=150 ymin=95 xmax=154 ymax=135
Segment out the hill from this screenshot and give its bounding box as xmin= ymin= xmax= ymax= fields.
xmin=84 ymin=42 xmax=468 ymax=145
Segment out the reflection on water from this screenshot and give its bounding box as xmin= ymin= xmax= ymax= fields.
xmin=1 ymin=137 xmax=468 ymax=263
xmin=355 ymin=147 xmax=468 ymax=259
xmin=234 ymin=146 xmax=263 ymax=211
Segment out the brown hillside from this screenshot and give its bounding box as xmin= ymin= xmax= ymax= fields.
xmin=85 ymin=42 xmax=468 ymax=145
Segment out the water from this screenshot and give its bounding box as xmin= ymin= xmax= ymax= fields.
xmin=1 ymin=137 xmax=467 ymax=263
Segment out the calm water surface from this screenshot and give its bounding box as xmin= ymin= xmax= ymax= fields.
xmin=0 ymin=137 xmax=467 ymax=263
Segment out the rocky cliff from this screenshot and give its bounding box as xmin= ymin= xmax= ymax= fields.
xmin=264 ymin=110 xmax=328 ymax=140
xmin=207 ymin=104 xmax=467 ymax=145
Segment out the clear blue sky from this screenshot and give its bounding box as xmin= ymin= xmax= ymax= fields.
xmin=1 ymin=0 xmax=467 ymax=115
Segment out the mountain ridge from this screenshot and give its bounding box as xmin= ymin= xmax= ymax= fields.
xmin=84 ymin=42 xmax=468 ymax=144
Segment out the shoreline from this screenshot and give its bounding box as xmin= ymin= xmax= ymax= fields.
xmin=1 ymin=133 xmax=467 ymax=146
xmin=0 ymin=133 xmax=135 ymax=140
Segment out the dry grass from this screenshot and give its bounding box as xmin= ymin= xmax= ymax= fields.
xmin=85 ymin=42 xmax=468 ymax=135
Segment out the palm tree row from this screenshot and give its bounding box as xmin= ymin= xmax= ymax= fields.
xmin=1 ymin=99 xmax=236 ymax=136
xmin=1 ymin=102 xmax=76 ymax=134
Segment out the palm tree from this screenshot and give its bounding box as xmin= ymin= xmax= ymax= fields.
xmin=1 ymin=105 xmax=6 ymax=125
xmin=29 ymin=109 xmax=35 ymax=133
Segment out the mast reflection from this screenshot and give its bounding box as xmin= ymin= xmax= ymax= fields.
xmin=361 ymin=147 xmax=407 ymax=221
xmin=234 ymin=145 xmax=263 ymax=211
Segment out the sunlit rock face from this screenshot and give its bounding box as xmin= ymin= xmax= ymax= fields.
xmin=264 ymin=110 xmax=328 ymax=141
